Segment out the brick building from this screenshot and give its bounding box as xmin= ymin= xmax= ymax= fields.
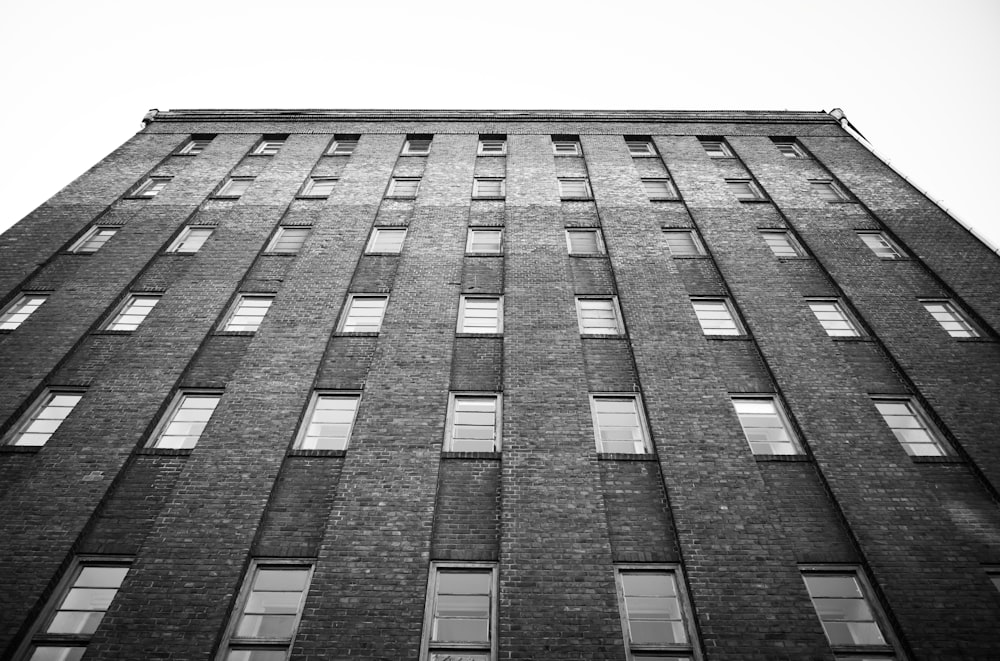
xmin=1 ymin=109 xmax=999 ymax=660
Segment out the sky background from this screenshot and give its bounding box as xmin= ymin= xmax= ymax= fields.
xmin=1 ymin=0 xmax=998 ymax=248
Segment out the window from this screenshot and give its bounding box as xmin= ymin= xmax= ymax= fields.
xmin=294 ymin=393 xmax=360 ymax=450
xmin=167 ymin=226 xmax=214 ymax=254
xmin=566 ymin=229 xmax=604 ymax=255
xmin=663 ymin=230 xmax=704 ymax=257
xmin=552 ymin=138 xmax=581 ymax=155
xmin=807 ymin=299 xmax=862 ymax=337
xmin=559 ymin=177 xmax=592 ymax=199
xmin=222 ymin=295 xmax=274 ymax=332
xmin=133 ymin=176 xmax=171 ymax=198
xmin=69 ymin=226 xmax=117 ymax=253
xmin=691 ymin=298 xmax=742 ymax=336
xmin=772 ymin=137 xmax=806 ymax=158
xmin=467 ymin=228 xmax=503 ymax=254
xmin=625 ymin=138 xmax=655 ymax=156
xmin=699 ymin=138 xmax=733 ymax=158
xmin=614 ymin=567 xmax=697 ymax=661
xmin=576 ymin=297 xmax=624 ymax=335
xmin=987 ymin=568 xmax=1000 ymax=593
xmin=872 ymin=397 xmax=950 ymax=456
xmin=327 ymin=135 xmax=359 ymax=155
xmin=179 ymin=137 xmax=213 ymax=155
xmin=266 ymin=227 xmax=311 ymax=254
xmin=21 ymin=559 xmax=130 ymax=661
xmin=217 ymin=177 xmax=254 ymax=198
xmin=300 ymin=177 xmax=337 ymax=197
xmin=731 ymin=396 xmax=800 ymax=455
xmin=858 ymin=232 xmax=903 ymax=259
xmin=473 ymin=178 xmax=505 ymax=199
xmin=726 ymin=179 xmax=765 ymax=201
xmin=801 ymin=569 xmax=896 ymax=656
xmin=253 ymin=138 xmax=286 ymax=156
xmin=458 ymin=296 xmax=502 ymax=334
xmin=150 ymin=392 xmax=221 ymax=449
xmin=403 ymin=136 xmax=433 ymax=155
xmin=388 ymin=177 xmax=420 ymax=198
xmin=367 ymin=227 xmax=407 ymax=253
xmin=590 ymin=394 xmax=651 ymax=454
xmin=0 ymin=293 xmax=48 ymax=330
xmin=339 ymin=295 xmax=388 ymax=333
xmin=420 ymin=563 xmax=497 ymax=661
xmin=478 ymin=137 xmax=507 ymax=155
xmin=642 ymin=178 xmax=678 ymax=200
xmin=105 ymin=294 xmax=161 ymax=331
xmin=761 ymin=230 xmax=803 ymax=257
xmin=810 ymin=179 xmax=850 ymax=202
xmin=220 ymin=561 xmax=313 ymax=661
xmin=921 ymin=300 xmax=978 ymax=338
xmin=445 ymin=394 xmax=501 ymax=452
xmin=3 ymin=389 xmax=83 ymax=447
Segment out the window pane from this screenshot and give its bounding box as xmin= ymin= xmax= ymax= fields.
xmin=692 ymin=300 xmax=740 ymax=335
xmin=732 ymin=397 xmax=797 ymax=455
xmin=299 ymin=395 xmax=359 ymax=450
xmin=154 ymin=394 xmax=220 ymax=448
xmin=460 ymin=297 xmax=501 ymax=333
xmin=47 ymin=611 xmax=105 ymax=635
xmin=342 ymin=297 xmax=387 ymax=332
xmin=468 ymin=229 xmax=502 ymax=254
xmin=643 ymin=179 xmax=676 ymax=199
xmin=29 ymin=647 xmax=87 ymax=661
xmin=370 ymin=228 xmax=407 ymax=253
xmin=808 ymin=301 xmax=860 ymax=337
xmin=762 ymin=232 xmax=799 ymax=257
xmin=0 ymin=294 xmax=48 ymax=329
xmin=270 ymin=228 xmax=310 ymax=253
xmin=227 ymin=651 xmax=289 ymax=661
xmin=663 ymin=231 xmax=700 ymax=256
xmin=169 ymin=227 xmax=213 ymax=253
xmin=567 ymin=230 xmax=601 ymax=254
xmin=578 ymin=298 xmax=620 ymax=334
xmin=225 ymin=297 xmax=273 ymax=331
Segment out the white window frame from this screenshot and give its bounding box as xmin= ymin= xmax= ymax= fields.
xmin=700 ymin=139 xmax=733 ymax=158
xmin=105 ymin=293 xmax=161 ymax=332
xmin=858 ymin=231 xmax=904 ymax=259
xmin=2 ymin=388 xmax=84 ymax=447
xmin=444 ymin=393 xmax=502 ymax=452
xmin=576 ymin=297 xmax=625 ymax=336
xmin=472 ymin=178 xmax=505 ymax=199
xmin=558 ymin=177 xmax=592 ymax=199
xmin=148 ymin=391 xmax=222 ymax=449
xmin=0 ymin=292 xmax=48 ymax=330
xmin=179 ymin=137 xmax=213 ymax=155
xmin=327 ymin=136 xmax=359 ymax=155
xmin=217 ymin=177 xmax=254 ymax=198
xmin=809 ymin=179 xmax=850 ymax=202
xmin=760 ymin=229 xmax=803 ymax=258
xmin=133 ymin=176 xmax=171 ymax=198
xmin=420 ymin=562 xmax=499 ymax=661
xmin=690 ymin=297 xmax=744 ymax=336
xmin=217 ymin=559 xmax=314 ymax=661
xmin=220 ymin=294 xmax=274 ymax=332
xmin=590 ymin=394 xmax=652 ymax=455
xmin=478 ymin=138 xmax=507 ymax=155
xmin=920 ymin=299 xmax=978 ymax=338
xmin=663 ymin=230 xmax=705 ymax=257
xmin=871 ymin=396 xmax=951 ymax=457
xmin=725 ymin=178 xmax=765 ymax=202
xmin=166 ymin=226 xmax=214 ymax=254
xmin=252 ymin=138 xmax=285 ymax=156
xmin=388 ymin=177 xmax=421 ymax=198
xmin=614 ymin=565 xmax=700 ymax=661
xmin=625 ymin=138 xmax=655 ymax=156
xmin=773 ymin=138 xmax=806 ymax=158
xmin=807 ymin=298 xmax=863 ymax=337
xmin=69 ymin=226 xmax=118 ymax=254
xmin=642 ymin=178 xmax=678 ymax=200
xmin=801 ymin=566 xmax=900 ymax=658
xmin=552 ymin=140 xmax=581 ymax=155
xmin=458 ymin=296 xmax=503 ymax=334
xmin=367 ymin=227 xmax=408 ymax=254
xmin=730 ymin=395 xmax=801 ymax=455
xmin=565 ymin=229 xmax=605 ymax=255
xmin=402 ymin=137 xmax=433 ymax=155
xmin=300 ymin=176 xmax=337 ymax=197
xmin=466 ymin=228 xmax=503 ymax=255
xmin=338 ymin=294 xmax=389 ymax=333
xmin=266 ymin=227 xmax=311 ymax=254
xmin=293 ymin=392 xmax=361 ymax=451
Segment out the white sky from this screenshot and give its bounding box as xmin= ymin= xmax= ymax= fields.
xmin=1 ymin=0 xmax=998 ymax=249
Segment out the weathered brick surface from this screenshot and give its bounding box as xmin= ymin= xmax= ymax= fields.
xmin=432 ymin=458 xmax=501 ymax=561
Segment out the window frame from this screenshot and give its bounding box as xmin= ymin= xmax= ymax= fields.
xmin=772 ymin=138 xmax=806 ymax=158
xmin=338 ymin=294 xmax=389 ymax=333
xmin=760 ymin=229 xmax=804 ymax=258
xmin=292 ymin=391 xmax=362 ymax=451
xmin=444 ymin=393 xmax=502 ymax=453
xmin=730 ymin=394 xmax=802 ymax=456
xmin=625 ymin=138 xmax=656 ymax=156
xmin=809 ymin=179 xmax=851 ymax=203
xmin=614 ymin=564 xmax=700 ymax=661
xmin=552 ymin=140 xmax=581 ymax=156
xmin=252 ymin=138 xmax=286 ymax=156
xmin=266 ymin=227 xmax=311 ymax=254
xmin=920 ymin=299 xmax=979 ymax=338
xmin=148 ymin=390 xmax=223 ymax=450
xmin=589 ymin=393 xmax=653 ymax=455
xmin=857 ymin=231 xmax=904 ymax=260
xmin=220 ymin=294 xmax=274 ymax=332
xmin=662 ymin=229 xmax=706 ymax=257
xmin=690 ymin=297 xmax=744 ymax=337
xmin=472 ymin=177 xmax=506 ymax=199
xmin=166 ymin=226 xmax=214 ymax=254
xmin=420 ymin=562 xmax=499 ymax=661
xmin=68 ymin=226 xmax=118 ymax=254
xmin=478 ymin=138 xmax=507 ymax=156
xmin=327 ymin=135 xmax=359 ymax=155
xmin=104 ymin=293 xmax=162 ymax=332
xmin=299 ymin=176 xmax=338 ymax=198
xmin=216 ymin=177 xmax=254 ymax=199
xmin=699 ymin=138 xmax=733 ymax=158
xmin=132 ymin=176 xmax=171 ymax=198
xmin=725 ymin=178 xmax=765 ymax=202
xmin=179 ymin=137 xmax=213 ymax=155
xmin=871 ymin=395 xmax=951 ymax=457
xmin=576 ymin=296 xmax=625 ymax=336
xmin=806 ymin=298 xmax=864 ymax=337
xmin=641 ymin=178 xmax=679 ymax=201
xmin=558 ymin=177 xmax=593 ymax=200
xmin=402 ymin=137 xmax=433 ymax=155
xmin=565 ymin=228 xmax=605 ymax=255
xmin=366 ymin=227 xmax=408 ymax=254
xmin=388 ymin=177 xmax=421 ymax=198
xmin=2 ymin=388 xmax=84 ymax=447
xmin=458 ymin=295 xmax=503 ymax=334
xmin=0 ymin=292 xmax=49 ymax=330
xmin=466 ymin=228 xmax=503 ymax=255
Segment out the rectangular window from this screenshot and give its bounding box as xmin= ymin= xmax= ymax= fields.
xmin=726 ymin=179 xmax=764 ymax=201
xmin=772 ymin=137 xmax=806 ymax=158
xmin=559 ymin=177 xmax=592 ymax=199
xmin=731 ymin=396 xmax=800 ymax=455
xmin=403 ymin=136 xmax=433 ymax=155
xmin=663 ymin=230 xmax=704 ymax=257
xmin=615 ymin=567 xmax=697 ymax=660
xmin=761 ymin=230 xmax=803 ymax=257
xmin=133 ymin=176 xmax=171 ymax=198
xmin=69 ymin=227 xmax=118 ymax=254
xmin=478 ymin=137 xmax=507 ymax=155
xmin=921 ymin=300 xmax=978 ymax=338
xmin=0 ymin=293 xmax=48 ymax=330
xmin=22 ymin=559 xmax=131 ymax=660
xmin=266 ymin=227 xmax=311 ymax=254
xmin=691 ymin=298 xmax=742 ymax=336
xmin=473 ymin=178 xmax=505 ymax=198
xmin=339 ymin=295 xmax=388 ymax=333
xmin=801 ymin=569 xmax=896 ymax=655
xmin=566 ymin=229 xmax=604 ymax=255
xmin=625 ymin=138 xmax=655 ymax=156
xmin=807 ymin=299 xmax=862 ymax=337
xmin=872 ymin=396 xmax=950 ymax=456
xmin=552 ymin=138 xmax=581 ymax=155
xmin=590 ymin=394 xmax=651 ymax=454
xmin=253 ymin=138 xmax=286 ymax=156
xmin=858 ymin=232 xmax=903 ymax=259
xmin=150 ymin=392 xmax=221 ymax=449
xmin=105 ymin=294 xmax=161 ymax=331
xmin=221 ymin=561 xmax=313 ymax=661
xmin=222 ymin=295 xmax=274 ymax=332
xmin=458 ymin=296 xmax=502 ymax=334
xmin=327 ymin=135 xmax=359 ymax=155
xmin=446 ymin=394 xmax=501 ymax=452
xmin=367 ymin=227 xmax=407 ymax=253
xmin=217 ymin=177 xmax=254 ymax=198
xmin=294 ymin=392 xmax=360 ymax=450
xmin=388 ymin=177 xmax=420 ymax=198
xmin=300 ymin=177 xmax=337 ymax=197
xmin=467 ymin=228 xmax=503 ymax=254
xmin=179 ymin=137 xmax=213 ymax=155
xmin=700 ymin=138 xmax=733 ymax=158
xmin=3 ymin=389 xmax=83 ymax=447
xmin=166 ymin=227 xmax=214 ymax=254
xmin=810 ymin=179 xmax=850 ymax=202
xmin=421 ymin=563 xmax=497 ymax=660
xmin=576 ymin=297 xmax=624 ymax=335
xmin=642 ymin=178 xmax=678 ymax=200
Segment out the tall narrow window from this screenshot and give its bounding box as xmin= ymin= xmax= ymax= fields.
xmin=801 ymin=569 xmax=897 ymax=656
xmin=699 ymin=138 xmax=732 ymax=158
xmin=558 ymin=177 xmax=592 ymax=199
xmin=150 ymin=392 xmax=222 ymax=449
xmin=478 ymin=137 xmax=507 ymax=155
xmin=625 ymin=138 xmax=655 ymax=156
xmin=458 ymin=296 xmax=502 ymax=334
xmin=69 ymin=227 xmax=118 ymax=254
xmin=105 ymin=294 xmax=161 ymax=331
xmin=807 ymin=299 xmax=862 ymax=337
xmin=691 ymin=298 xmax=742 ymax=336
xmin=809 ymin=180 xmax=850 ymax=202
xmin=566 ymin=229 xmax=604 ymax=255
xmin=389 ymin=177 xmax=420 ymax=198
xmin=731 ymin=396 xmax=800 ymax=455
xmin=294 ymin=393 xmax=361 ymax=450
xmin=663 ymin=230 xmax=704 ymax=257
xmin=253 ymin=138 xmax=286 ymax=155
xmin=872 ymin=397 xmax=950 ymax=456
xmin=300 ymin=177 xmax=337 ymax=197
xmin=590 ymin=395 xmax=651 ymax=454
xmin=402 ymin=137 xmax=433 ymax=155
xmin=266 ymin=227 xmax=311 ymax=254
xmin=473 ymin=178 xmax=505 ymax=198
xmin=642 ymin=178 xmax=678 ymax=200
xmin=771 ymin=137 xmax=806 ymax=158
xmin=615 ymin=567 xmax=697 ymax=660
xmin=339 ymin=295 xmax=388 ymax=333
xmin=222 ymin=295 xmax=274 ymax=332
xmin=466 ymin=228 xmax=503 ymax=254
xmin=725 ymin=179 xmax=764 ymax=201
xmin=179 ymin=137 xmax=213 ymax=155
xmin=760 ymin=230 xmax=803 ymax=257
xmin=367 ymin=227 xmax=407 ymax=253
xmin=445 ymin=394 xmax=501 ymax=452
xmin=552 ymin=138 xmax=581 ymax=155
xmin=217 ymin=177 xmax=254 ymax=198
xmin=327 ymin=135 xmax=359 ymax=155
xmin=921 ymin=300 xmax=978 ymax=338
xmin=221 ymin=562 xmax=313 ymax=661
xmin=3 ymin=389 xmax=83 ymax=447
xmin=0 ymin=293 xmax=48 ymax=330
xmin=421 ymin=563 xmax=497 ymax=660
xmin=858 ymin=232 xmax=903 ymax=259
xmin=576 ymin=297 xmax=624 ymax=335
xmin=167 ymin=226 xmax=214 ymax=254
xmin=133 ymin=176 xmax=171 ymax=198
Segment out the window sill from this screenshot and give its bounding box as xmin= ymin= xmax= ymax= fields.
xmin=172 ymin=153 xmax=198 ymax=157
xmin=0 ymin=445 xmax=42 ymax=453
xmin=136 ymin=448 xmax=193 ymax=456
xmin=214 ymin=330 xmax=257 ymax=337
xmin=754 ymin=453 xmax=810 ymax=462
xmin=465 ymin=252 xmax=504 ymax=258
xmin=831 ymin=336 xmax=873 ymax=342
xmin=568 ymin=253 xmax=607 ymax=258
xmin=630 ymin=154 xmax=658 ymax=158
xmin=477 ymin=153 xmax=506 ymax=158
xmin=333 ymin=331 xmax=380 ymax=337
xmin=456 ymin=333 xmax=503 ymax=339
xmin=877 ymin=257 xmax=911 ymax=261
xmin=580 ymin=333 xmax=626 ymax=340
xmin=957 ymin=336 xmax=995 ymax=343
xmin=365 ymin=251 xmax=403 ymax=257
xmin=560 ymin=197 xmax=593 ymax=201
xmin=597 ymin=452 xmax=657 ymax=461
xmin=911 ymin=455 xmax=964 ymax=464
xmin=400 ymin=153 xmax=430 ymax=157
xmin=671 ymin=255 xmax=709 ymax=260
xmin=288 ymin=449 xmax=347 ymax=458
xmin=246 ymin=153 xmax=275 ymax=157
xmin=704 ymin=334 xmax=751 ymax=341
xmin=737 ymin=199 xmax=770 ymax=204
xmin=211 ymin=196 xmax=242 ymax=200
xmin=776 ymin=256 xmax=812 ymax=261
xmin=295 ymin=195 xmax=330 ymax=200
xmin=472 ymin=197 xmax=506 ymax=201
xmin=262 ymin=252 xmax=299 ymax=257
xmin=124 ymin=196 xmax=155 ymax=201
xmin=441 ymin=451 xmax=502 ymax=460
xmin=159 ymin=252 xmax=198 ymax=257
xmin=385 ymin=196 xmax=417 ymax=200
xmin=92 ymin=330 xmax=134 ymax=336
xmin=649 ymin=198 xmax=681 ymax=203
xmin=62 ymin=251 xmax=94 ymax=256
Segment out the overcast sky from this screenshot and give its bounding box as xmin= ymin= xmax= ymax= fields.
xmin=1 ymin=0 xmax=998 ymax=249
